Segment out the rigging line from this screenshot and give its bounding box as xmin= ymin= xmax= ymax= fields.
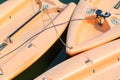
xmin=0 ymin=17 xmax=95 ymax=59
xmin=41 ymin=13 xmax=45 ymax=28
xmin=0 ymin=34 xmax=38 ymax=68
xmin=114 ymin=13 xmax=120 ymax=15
xmin=41 ymin=5 xmax=68 ymax=29
xmin=31 ymin=0 xmax=36 ymax=13
xmin=45 ymin=9 xmax=73 ymax=49
xmin=36 ymin=0 xmax=42 ymax=11
xmin=31 ymin=0 xmax=41 ymax=13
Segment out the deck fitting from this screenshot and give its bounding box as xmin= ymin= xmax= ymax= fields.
xmin=0 ymin=68 xmax=3 ymax=75
xmin=117 ymin=58 xmax=120 ymax=61
xmin=28 ymin=44 xmax=33 ymax=48
xmin=42 ymin=77 xmax=52 ymax=80
xmin=9 ymin=16 xmax=12 ymax=19
xmin=93 ymin=69 xmax=96 ymax=73
xmin=85 ymin=59 xmax=90 ymax=63
xmin=7 ymin=37 xmax=13 ymax=43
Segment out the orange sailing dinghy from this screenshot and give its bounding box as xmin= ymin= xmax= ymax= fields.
xmin=66 ymin=0 xmax=120 ymax=56
xmin=35 ymin=39 xmax=120 ymax=80
xmin=0 ymin=1 xmax=76 ymax=80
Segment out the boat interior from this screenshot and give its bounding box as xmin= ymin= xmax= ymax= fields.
xmin=66 ymin=0 xmax=120 ymax=55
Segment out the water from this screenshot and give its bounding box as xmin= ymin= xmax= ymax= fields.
xmin=0 ymin=0 xmax=79 ymax=80
xmin=0 ymin=0 xmax=6 ymax=4
xmin=60 ymin=0 xmax=79 ymax=4
xmin=0 ymin=0 xmax=79 ymax=4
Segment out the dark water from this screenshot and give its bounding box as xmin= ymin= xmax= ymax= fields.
xmin=0 ymin=0 xmax=79 ymax=80
xmin=0 ymin=0 xmax=6 ymax=4
xmin=0 ymin=0 xmax=79 ymax=4
xmin=60 ymin=0 xmax=79 ymax=4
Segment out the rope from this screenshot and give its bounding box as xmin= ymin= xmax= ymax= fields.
xmin=31 ymin=0 xmax=41 ymax=13
xmin=0 ymin=17 xmax=95 ymax=59
xmin=45 ymin=9 xmax=73 ymax=49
